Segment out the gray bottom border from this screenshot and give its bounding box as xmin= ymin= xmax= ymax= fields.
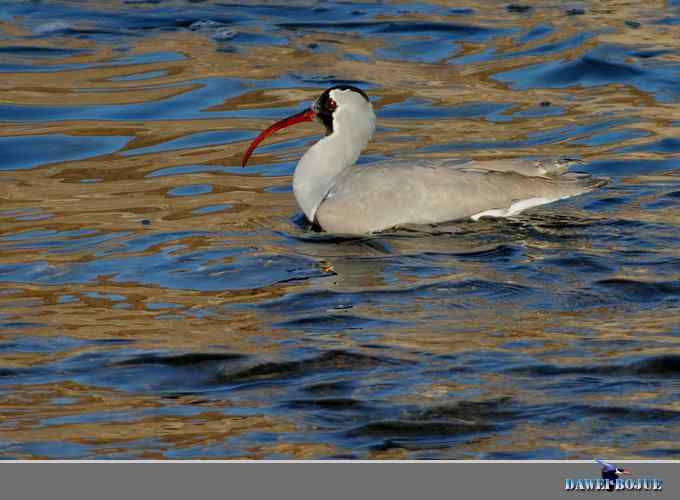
xmin=0 ymin=461 xmax=675 ymax=499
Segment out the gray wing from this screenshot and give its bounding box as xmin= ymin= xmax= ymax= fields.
xmin=315 ymin=159 xmax=606 ymax=235
xmin=378 ymin=157 xmax=577 ymax=177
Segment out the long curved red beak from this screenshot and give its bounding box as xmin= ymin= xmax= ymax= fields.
xmin=241 ymin=108 xmax=316 ymax=167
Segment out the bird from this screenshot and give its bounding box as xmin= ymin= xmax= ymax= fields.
xmin=596 ymin=459 xmax=631 ymax=491
xmin=241 ymin=85 xmax=607 ymax=235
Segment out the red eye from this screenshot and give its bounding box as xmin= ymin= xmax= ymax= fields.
xmin=326 ymin=98 xmax=337 ymax=111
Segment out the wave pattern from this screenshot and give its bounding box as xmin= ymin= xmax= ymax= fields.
xmin=0 ymin=0 xmax=679 ymax=459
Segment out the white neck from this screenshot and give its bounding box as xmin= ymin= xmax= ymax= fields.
xmin=293 ymin=94 xmax=375 ymax=222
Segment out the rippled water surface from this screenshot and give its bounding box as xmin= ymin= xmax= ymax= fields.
xmin=1 ymin=0 xmax=680 ymax=459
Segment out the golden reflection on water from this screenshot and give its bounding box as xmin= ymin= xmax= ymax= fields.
xmin=0 ymin=0 xmax=679 ymax=459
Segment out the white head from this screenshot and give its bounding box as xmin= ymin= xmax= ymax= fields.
xmin=242 ymin=85 xmax=376 ymax=222
xmin=241 ymin=85 xmax=376 ymax=166
xmin=312 ymin=86 xmax=376 ymax=146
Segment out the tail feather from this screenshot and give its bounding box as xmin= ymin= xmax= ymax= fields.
xmin=540 ymin=158 xmax=608 ymax=195
xmin=539 ymin=158 xmax=584 ymax=177
xmin=559 ymin=171 xmax=609 ymax=193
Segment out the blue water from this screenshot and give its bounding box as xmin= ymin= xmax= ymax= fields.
xmin=0 ymin=0 xmax=679 ymax=459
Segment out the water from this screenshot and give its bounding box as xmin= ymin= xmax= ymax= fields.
xmin=1 ymin=0 xmax=679 ymax=459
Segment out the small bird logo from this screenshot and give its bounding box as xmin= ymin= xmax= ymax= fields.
xmin=596 ymin=459 xmax=632 ymax=491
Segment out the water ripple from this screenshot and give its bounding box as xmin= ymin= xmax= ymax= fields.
xmin=1 ymin=0 xmax=680 ymax=459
